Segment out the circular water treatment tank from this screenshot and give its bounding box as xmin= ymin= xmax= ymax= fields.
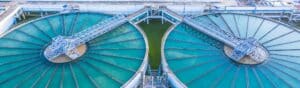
xmin=162 ymin=13 xmax=300 ymax=88
xmin=0 ymin=12 xmax=148 ymax=88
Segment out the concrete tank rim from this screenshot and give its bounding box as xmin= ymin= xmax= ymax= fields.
xmin=161 ymin=23 xmax=187 ymax=88
xmin=121 ymin=21 xmax=150 ymax=88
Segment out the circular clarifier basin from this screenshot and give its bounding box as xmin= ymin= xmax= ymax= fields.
xmin=163 ymin=13 xmax=300 ymax=88
xmin=0 ymin=12 xmax=147 ymax=88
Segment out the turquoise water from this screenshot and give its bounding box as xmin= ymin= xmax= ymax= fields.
xmin=0 ymin=12 xmax=146 ymax=88
xmin=164 ymin=14 xmax=300 ymax=88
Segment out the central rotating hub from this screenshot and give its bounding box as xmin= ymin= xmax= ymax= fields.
xmin=44 ymin=36 xmax=87 ymax=63
xmin=224 ymin=38 xmax=269 ymax=64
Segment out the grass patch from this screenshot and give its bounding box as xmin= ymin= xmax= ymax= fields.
xmin=138 ymin=19 xmax=172 ymax=69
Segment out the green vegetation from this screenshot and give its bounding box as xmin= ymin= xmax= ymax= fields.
xmin=138 ymin=19 xmax=172 ymax=69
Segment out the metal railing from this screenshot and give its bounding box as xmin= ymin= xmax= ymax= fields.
xmin=183 ymin=17 xmax=240 ymax=47
xmin=183 ymin=17 xmax=265 ymax=62
xmin=44 ymin=15 xmax=127 ymax=60
xmin=71 ymin=15 xmax=127 ymax=46
xmin=143 ymin=65 xmax=168 ymax=88
xmin=128 ymin=6 xmax=183 ymax=24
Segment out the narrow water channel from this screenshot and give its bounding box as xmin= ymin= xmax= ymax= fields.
xmin=138 ymin=19 xmax=172 ymax=69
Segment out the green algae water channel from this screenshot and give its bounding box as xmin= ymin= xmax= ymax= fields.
xmin=138 ymin=19 xmax=172 ymax=69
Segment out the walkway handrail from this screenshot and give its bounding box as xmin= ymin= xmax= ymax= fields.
xmin=159 ymin=6 xmax=182 ymax=21
xmin=71 ymin=15 xmax=127 ymax=46
xmin=127 ymin=6 xmax=151 ymax=19
xmin=183 ymin=17 xmax=266 ymax=62
xmin=44 ymin=15 xmax=127 ymax=60
xmin=183 ymin=17 xmax=239 ymax=47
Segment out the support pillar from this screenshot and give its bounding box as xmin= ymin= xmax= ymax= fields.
xmin=146 ymin=10 xmax=149 ymax=24
xmin=288 ymin=12 xmax=293 ymax=22
xmin=21 ymin=13 xmax=25 ymax=19
xmin=161 ymin=11 xmax=164 ymax=24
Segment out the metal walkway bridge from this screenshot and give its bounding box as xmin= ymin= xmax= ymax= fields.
xmin=128 ymin=6 xmax=182 ymax=25
xmin=44 ymin=15 xmax=127 ymax=60
xmin=183 ymin=16 xmax=267 ymax=62
xmin=147 ymin=6 xmax=268 ymax=62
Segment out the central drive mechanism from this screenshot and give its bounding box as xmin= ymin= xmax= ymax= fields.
xmin=224 ymin=38 xmax=269 ymax=64
xmin=44 ymin=36 xmax=87 ymax=63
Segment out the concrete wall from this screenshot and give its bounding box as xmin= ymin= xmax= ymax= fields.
xmin=24 ymin=0 xmax=223 ymax=2
xmin=21 ymin=4 xmax=206 ymax=14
